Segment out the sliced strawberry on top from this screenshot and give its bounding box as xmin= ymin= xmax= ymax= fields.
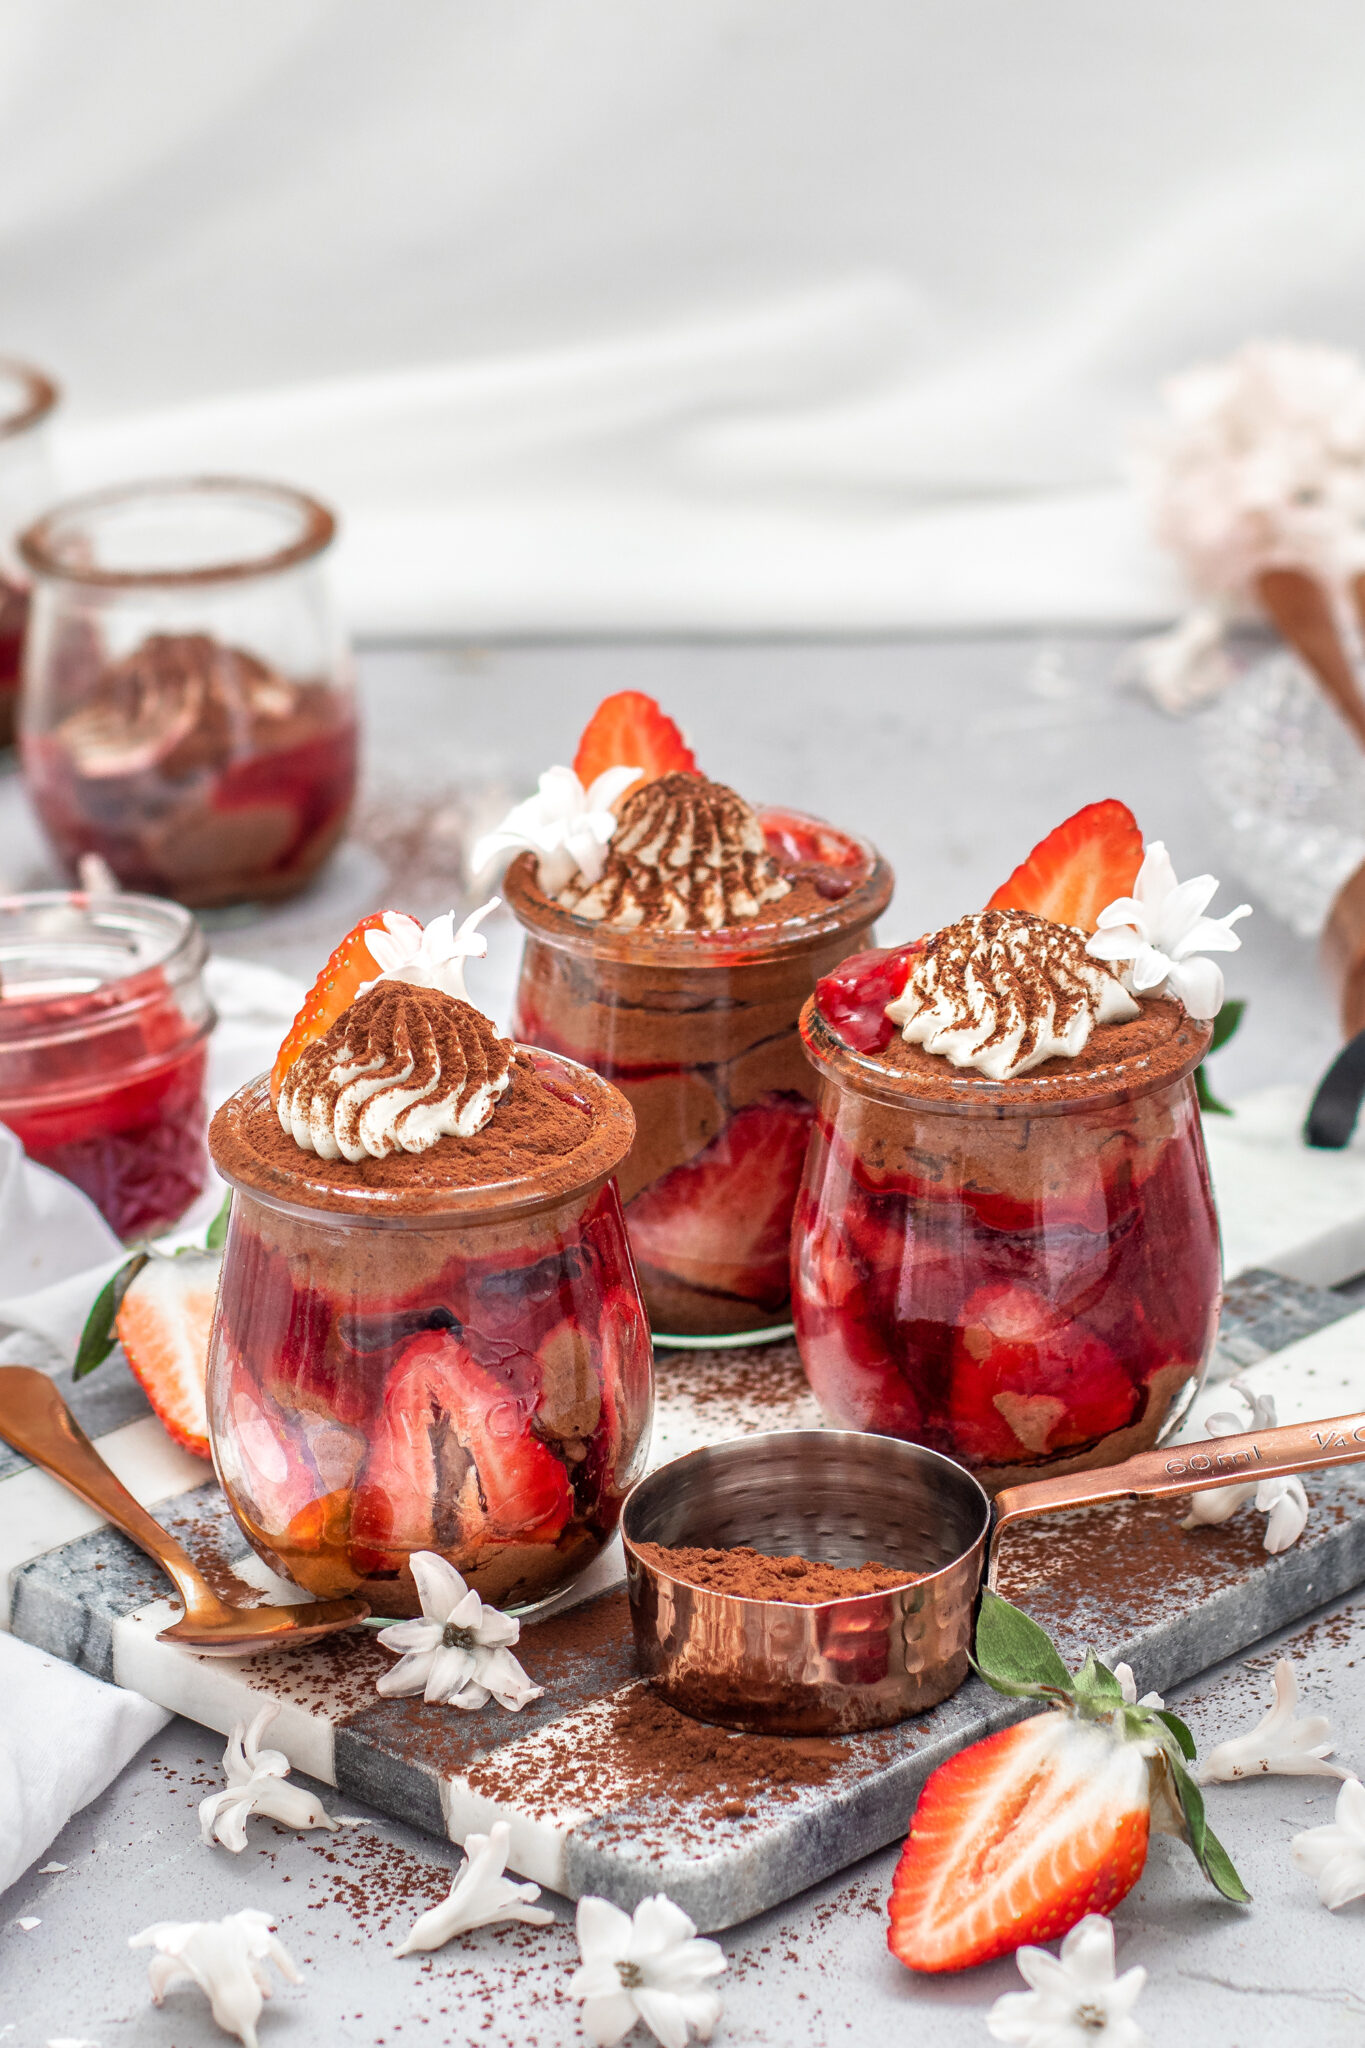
xmin=624 ymin=1091 xmax=815 ymax=1311
xmin=947 ymin=1281 xmax=1136 ymax=1466
xmin=887 ymin=1709 xmax=1151 ymax=1972
xmin=987 ymin=799 xmax=1143 ymax=933
xmin=270 ymin=909 xmax=404 ymax=1102
xmin=814 ymin=942 xmax=922 ymax=1054
xmin=115 ymin=1247 xmax=221 ymax=1458
xmin=572 ymin=690 xmax=697 ymax=799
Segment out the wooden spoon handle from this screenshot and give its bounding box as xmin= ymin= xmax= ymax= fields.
xmin=1256 ymin=566 xmax=1365 ymax=748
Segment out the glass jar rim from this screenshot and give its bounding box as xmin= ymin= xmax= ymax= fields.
xmin=503 ymin=811 xmax=893 ymax=967
xmin=0 ymin=889 xmax=209 ymax=1059
xmin=799 ymin=995 xmax=1213 ymax=1119
xmin=210 ymin=1049 xmax=637 ymax=1225
xmin=18 ymin=476 xmax=337 ymax=589
xmin=0 ymin=358 xmax=59 ymax=442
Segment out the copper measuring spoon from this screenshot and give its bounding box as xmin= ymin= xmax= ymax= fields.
xmin=622 ymin=1411 xmax=1365 ymax=1735
xmin=0 ymin=1365 xmax=369 ymax=1654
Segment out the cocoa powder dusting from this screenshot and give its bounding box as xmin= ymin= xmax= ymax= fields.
xmin=236 ymin=1050 xmax=588 ymax=1192
xmin=634 ymin=1541 xmax=919 ymax=1603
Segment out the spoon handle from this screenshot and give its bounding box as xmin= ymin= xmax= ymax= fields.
xmin=0 ymin=1365 xmax=221 ymax=1620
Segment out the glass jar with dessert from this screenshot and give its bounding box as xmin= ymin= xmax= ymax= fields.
xmin=0 ymin=358 xmax=60 ymax=749
xmin=792 ymin=801 xmax=1247 ymax=1489
xmin=208 ymin=903 xmax=653 ymax=1616
xmin=476 ymin=691 xmax=894 ymax=1343
xmin=0 ymin=888 xmax=213 ymax=1239
xmin=18 ymin=477 xmax=358 ymax=909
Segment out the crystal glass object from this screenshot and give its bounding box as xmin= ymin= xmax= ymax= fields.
xmin=1199 ymin=647 xmax=1365 ymax=939
xmin=19 ymin=478 xmax=358 ymax=908
xmin=0 ymin=359 xmax=60 ymax=748
xmin=791 ymin=999 xmax=1220 ymax=1489
xmin=0 ymin=890 xmax=213 ymax=1239
xmin=207 ymin=1053 xmax=653 ymax=1616
xmin=505 ymin=815 xmax=893 ymax=1343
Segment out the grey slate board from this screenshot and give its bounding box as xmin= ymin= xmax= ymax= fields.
xmin=6 ymin=1269 xmax=1365 ymax=1932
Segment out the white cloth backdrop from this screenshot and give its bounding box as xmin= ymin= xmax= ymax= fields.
xmin=8 ymin=0 xmax=1365 ymax=632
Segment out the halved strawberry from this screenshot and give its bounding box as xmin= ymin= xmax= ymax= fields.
xmin=115 ymin=1248 xmax=221 ymax=1458
xmin=270 ymin=910 xmax=402 ymax=1101
xmin=624 ymin=1091 xmax=815 ymax=1311
xmin=987 ymin=799 xmax=1143 ymax=933
xmin=351 ymin=1331 xmax=574 ymax=1571
xmin=572 ymin=690 xmax=697 ymax=797
xmin=814 ymin=943 xmax=922 ymax=1053
xmin=888 ymin=1710 xmax=1151 ymax=1972
xmin=947 ymin=1282 xmax=1136 ymax=1466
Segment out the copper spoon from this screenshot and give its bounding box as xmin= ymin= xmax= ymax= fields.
xmin=0 ymin=1365 xmax=369 ymax=1654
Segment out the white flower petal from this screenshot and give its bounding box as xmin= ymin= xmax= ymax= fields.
xmin=1166 ymin=953 xmax=1224 ymax=1019
xmin=1293 ymin=1777 xmax=1365 ymax=1908
xmin=408 ymin=1551 xmax=473 ymax=1624
xmin=424 ymin=1645 xmax=477 ymax=1703
xmin=471 ymin=1605 xmax=522 ymax=1650
xmin=1128 ymin=943 xmax=1174 ymax=992
xmin=1169 ymin=908 xmax=1251 ymax=959
xmin=1134 ymin=841 xmax=1179 ymax=912
xmin=577 ymin=1895 xmax=637 ymax=1965
xmin=1085 ymin=925 xmax=1143 ymax=961
xmin=476 ymin=1644 xmax=544 ymax=1711
xmin=1152 ymin=872 xmax=1221 ymax=949
xmin=1258 ymin=1476 xmax=1310 ymax=1554
xmin=579 ymin=1990 xmax=643 ymax=2047
xmin=1199 ymin=1658 xmax=1350 ymax=1782
xmin=375 ymin=1619 xmax=440 ymax=1654
xmin=375 ymin=1649 xmax=437 ymax=1698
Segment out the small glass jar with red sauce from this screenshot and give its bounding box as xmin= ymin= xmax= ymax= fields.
xmin=18 ymin=477 xmax=358 ymax=909
xmin=0 ymin=890 xmax=214 ymax=1240
xmin=0 ymin=359 xmax=60 ymax=749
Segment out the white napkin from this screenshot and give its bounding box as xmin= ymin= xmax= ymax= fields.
xmin=0 ymin=953 xmax=303 ymax=1897
xmin=0 ymin=1634 xmax=170 ymax=1896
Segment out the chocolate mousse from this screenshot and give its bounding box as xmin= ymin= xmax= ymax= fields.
xmin=496 ymin=720 xmax=894 ymax=1339
xmin=23 ymin=629 xmax=357 ymax=907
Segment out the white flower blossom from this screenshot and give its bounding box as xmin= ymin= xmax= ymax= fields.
xmin=395 ymin=1821 xmax=554 ymax=1956
xmin=471 ymin=764 xmax=642 ymax=894
xmin=1197 ymin=1658 xmax=1351 ymax=1785
xmin=129 ymin=1910 xmax=300 ymax=2048
xmin=1134 ymin=340 xmax=1365 ymax=599
xmin=199 ymin=1704 xmax=349 ymax=1853
xmin=1113 ymin=1662 xmax=1165 ymax=1711
xmin=1086 ymin=842 xmax=1250 ymax=1021
xmin=376 ymin=1551 xmax=543 ymax=1712
xmin=987 ymin=1914 xmax=1148 ymax=2047
xmin=1293 ymin=1776 xmax=1365 ymax=1910
xmin=566 ymin=1893 xmax=726 ymax=2048
xmin=362 ymin=899 xmax=501 ymax=1006
xmin=1178 ymin=1384 xmax=1310 ymax=1554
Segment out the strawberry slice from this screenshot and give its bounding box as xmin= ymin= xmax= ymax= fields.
xmin=572 ymin=690 xmax=697 ymax=797
xmin=947 ymin=1282 xmax=1136 ymax=1466
xmin=115 ymin=1248 xmax=221 ymax=1458
xmin=624 ymin=1091 xmax=815 ymax=1311
xmin=987 ymin=799 xmax=1143 ymax=933
xmin=270 ymin=909 xmax=403 ymax=1101
xmin=815 ymin=943 xmax=922 ymax=1054
xmin=351 ymin=1330 xmax=574 ymax=1571
xmin=887 ymin=1710 xmax=1151 ymax=1972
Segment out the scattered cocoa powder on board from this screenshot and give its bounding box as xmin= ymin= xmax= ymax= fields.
xmin=634 ymin=1541 xmax=920 ymax=1603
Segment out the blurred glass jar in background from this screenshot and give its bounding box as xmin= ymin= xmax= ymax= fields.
xmin=0 ymin=890 xmax=213 ymax=1240
xmin=0 ymin=359 xmax=60 ymax=750
xmin=18 ymin=477 xmax=359 ymax=908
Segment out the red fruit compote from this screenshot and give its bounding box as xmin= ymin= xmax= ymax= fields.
xmin=793 ymin=907 xmax=1221 ymax=1488
xmin=208 ymin=951 xmax=652 ymax=1616
xmin=19 ymin=479 xmax=357 ymax=908
xmin=0 ymin=890 xmax=213 ymax=1239
xmin=499 ymin=771 xmax=893 ymax=1340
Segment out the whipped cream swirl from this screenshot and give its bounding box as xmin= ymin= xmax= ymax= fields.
xmin=886 ymin=909 xmax=1140 ymax=1080
xmin=278 ymin=984 xmax=513 ymax=1161
xmin=557 ymin=771 xmax=791 ymax=931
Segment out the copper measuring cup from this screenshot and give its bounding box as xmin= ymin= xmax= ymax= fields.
xmin=621 ymin=1411 xmax=1365 ymax=1735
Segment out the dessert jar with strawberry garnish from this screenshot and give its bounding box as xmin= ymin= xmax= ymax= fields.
xmin=0 ymin=888 xmax=213 ymax=1239
xmin=793 ymin=801 xmax=1248 ymax=1488
xmin=478 ymin=691 xmax=894 ymax=1342
xmin=207 ymin=904 xmax=653 ymax=1615
xmin=19 ymin=478 xmax=358 ymax=908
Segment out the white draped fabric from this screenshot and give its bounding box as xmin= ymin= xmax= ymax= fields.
xmin=7 ymin=0 xmax=1365 ymax=631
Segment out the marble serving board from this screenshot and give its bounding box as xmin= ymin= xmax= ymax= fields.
xmin=6 ymin=1266 xmax=1365 ymax=1933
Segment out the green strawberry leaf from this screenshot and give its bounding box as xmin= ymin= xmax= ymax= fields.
xmin=204 ymin=1193 xmax=232 ymax=1252
xmin=1169 ymin=1755 xmax=1252 ymax=1904
xmin=1072 ymin=1652 xmax=1124 ymax=1708
xmin=72 ymin=1251 xmax=149 ymax=1380
xmin=1196 ymin=998 xmax=1246 ymax=1117
xmin=1153 ymin=1706 xmax=1198 ymax=1762
xmin=973 ymin=1590 xmax=1075 ymax=1700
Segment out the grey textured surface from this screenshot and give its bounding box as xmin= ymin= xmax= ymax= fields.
xmin=4 ymin=631 xmax=1365 ymax=2043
